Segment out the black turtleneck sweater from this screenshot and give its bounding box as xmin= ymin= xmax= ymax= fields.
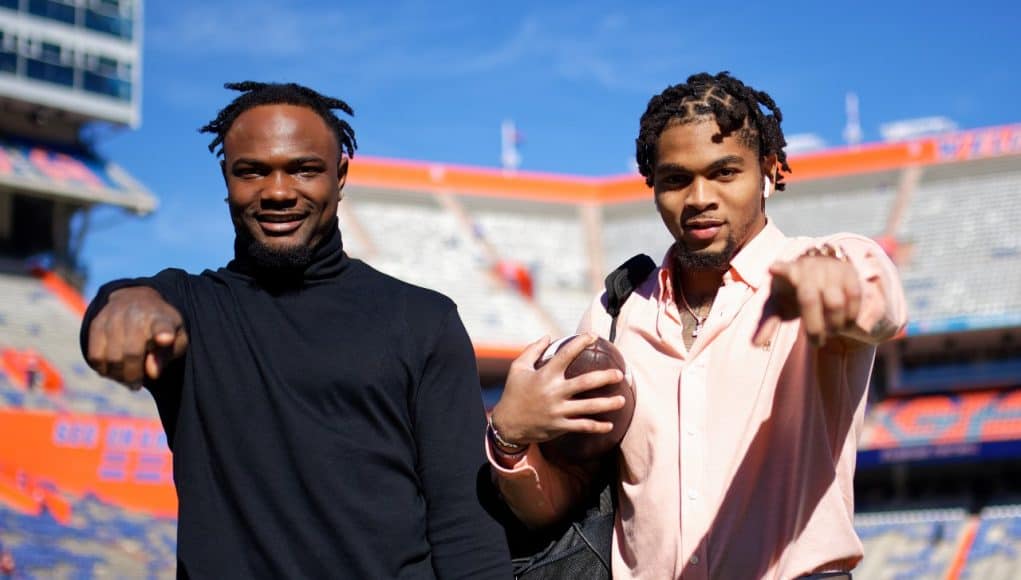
xmin=80 ymin=227 xmax=512 ymax=579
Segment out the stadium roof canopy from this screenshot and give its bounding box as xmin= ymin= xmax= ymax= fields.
xmin=348 ymin=122 xmax=1021 ymax=202
xmin=0 ymin=135 xmax=155 ymax=214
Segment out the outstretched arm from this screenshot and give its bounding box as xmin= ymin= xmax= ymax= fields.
xmin=754 ymin=235 xmax=907 ymax=348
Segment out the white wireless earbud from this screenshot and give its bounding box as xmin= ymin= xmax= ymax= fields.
xmin=763 ymin=175 xmax=772 ymax=199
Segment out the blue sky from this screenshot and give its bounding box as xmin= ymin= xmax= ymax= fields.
xmin=80 ymin=0 xmax=1021 ymax=295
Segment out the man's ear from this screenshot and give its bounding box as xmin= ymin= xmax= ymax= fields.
xmin=761 ymin=153 xmax=778 ymax=182
xmin=336 ymin=155 xmax=349 ymax=201
xmin=761 ymin=153 xmax=778 ymax=197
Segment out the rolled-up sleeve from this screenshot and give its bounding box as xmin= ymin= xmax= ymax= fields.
xmin=486 ymin=299 xmax=608 ymax=529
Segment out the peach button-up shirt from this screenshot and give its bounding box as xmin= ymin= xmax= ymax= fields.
xmin=491 ymin=222 xmax=907 ymax=579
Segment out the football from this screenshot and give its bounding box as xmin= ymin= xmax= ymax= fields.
xmin=533 ymin=334 xmax=636 ymax=465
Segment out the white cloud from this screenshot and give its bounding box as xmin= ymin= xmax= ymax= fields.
xmin=147 ymin=1 xmax=379 ymax=58
xmin=785 ymin=133 xmax=828 ymax=154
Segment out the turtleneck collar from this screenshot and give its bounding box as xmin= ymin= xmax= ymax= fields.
xmin=226 ymin=219 xmax=347 ymax=287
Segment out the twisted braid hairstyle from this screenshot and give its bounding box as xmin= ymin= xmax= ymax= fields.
xmin=636 ymin=71 xmax=790 ymax=190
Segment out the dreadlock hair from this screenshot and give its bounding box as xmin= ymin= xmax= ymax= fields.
xmin=199 ymin=81 xmax=357 ymax=159
xmin=635 ymin=71 xmax=791 ymax=191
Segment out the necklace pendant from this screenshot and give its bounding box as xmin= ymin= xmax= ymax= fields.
xmin=692 ymin=320 xmax=703 ymax=338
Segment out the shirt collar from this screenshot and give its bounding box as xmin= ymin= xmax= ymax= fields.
xmin=655 ymin=220 xmax=786 ymax=303
xmin=728 ymin=220 xmax=786 ymax=290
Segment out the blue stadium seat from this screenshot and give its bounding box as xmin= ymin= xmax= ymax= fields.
xmin=960 ymin=505 xmax=1021 ymax=578
xmin=0 ymin=490 xmax=177 ymax=577
xmin=855 ymin=509 xmax=967 ymax=579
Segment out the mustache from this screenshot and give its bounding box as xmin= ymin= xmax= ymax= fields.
xmin=680 ymin=207 xmax=723 ymax=224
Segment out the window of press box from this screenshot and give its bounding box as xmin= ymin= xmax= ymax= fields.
xmin=39 ymin=41 xmax=62 ymax=63
xmin=0 ymin=32 xmax=14 ymax=74
xmin=26 ymin=58 xmax=73 ymax=87
xmin=85 ymin=0 xmax=135 ymax=41
xmin=24 ymin=40 xmax=73 ymax=87
xmin=28 ymin=0 xmax=77 ymax=26
xmin=82 ymin=53 xmax=132 ymax=101
xmin=83 ymin=70 xmax=130 ymax=100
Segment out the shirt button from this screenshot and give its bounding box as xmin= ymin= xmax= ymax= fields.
xmin=686 ymin=426 xmax=695 ymax=436
xmin=690 ymin=555 xmax=700 ymax=565
xmin=688 ymin=489 xmax=697 ymax=500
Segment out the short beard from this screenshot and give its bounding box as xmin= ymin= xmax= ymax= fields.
xmin=236 ymin=228 xmax=314 ymax=275
xmin=671 ymin=236 xmax=737 ymax=273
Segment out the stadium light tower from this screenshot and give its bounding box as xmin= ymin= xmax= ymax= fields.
xmin=501 ymin=119 xmax=522 ymax=172
xmin=843 ymin=92 xmax=863 ymax=147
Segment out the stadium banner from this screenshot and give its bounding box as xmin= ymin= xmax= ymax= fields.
xmin=936 ymin=124 xmax=1021 ymax=162
xmin=0 ymin=408 xmax=175 ymax=517
xmin=0 ymin=136 xmax=155 ymax=212
xmin=858 ymin=389 xmax=1021 ymax=466
xmin=858 ymin=439 xmax=1021 ymax=468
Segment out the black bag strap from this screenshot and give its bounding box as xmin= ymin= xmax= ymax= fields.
xmin=495 ymin=254 xmax=658 ymax=579
xmin=604 ymin=254 xmax=656 ymax=342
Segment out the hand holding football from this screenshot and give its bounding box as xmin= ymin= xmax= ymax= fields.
xmin=534 ymin=334 xmax=636 ymax=465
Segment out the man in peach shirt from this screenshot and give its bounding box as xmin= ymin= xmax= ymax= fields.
xmin=486 ymin=72 xmax=907 ymax=579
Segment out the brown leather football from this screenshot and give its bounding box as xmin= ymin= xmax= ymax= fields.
xmin=533 ymin=334 xmax=636 ymax=465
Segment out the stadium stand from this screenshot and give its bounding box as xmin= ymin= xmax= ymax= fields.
xmin=601 ymin=201 xmax=675 ymax=276
xmin=898 ymin=160 xmax=1021 ymax=327
xmin=960 ymin=504 xmax=1021 ymax=578
xmin=341 ymin=189 xmax=556 ymax=345
xmin=854 ymin=508 xmax=969 ymax=579
xmin=465 ymin=197 xmax=590 ymax=333
xmin=0 ymin=492 xmax=175 ymax=579
xmin=766 ymin=172 xmax=898 ymax=240
xmin=0 ymin=271 xmax=158 ymax=418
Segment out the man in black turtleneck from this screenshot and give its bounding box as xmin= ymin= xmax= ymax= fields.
xmin=80 ymin=82 xmax=512 ymax=579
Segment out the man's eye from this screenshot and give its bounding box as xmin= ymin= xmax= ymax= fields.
xmin=665 ymin=174 xmax=691 ymax=187
xmin=234 ymin=167 xmax=263 ymax=178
